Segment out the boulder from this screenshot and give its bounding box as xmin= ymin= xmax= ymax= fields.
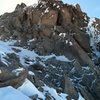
xmin=40 ymin=27 xmax=53 ymax=37
xmin=6 ymin=53 xmax=21 ymax=69
xmin=73 ymin=32 xmax=91 ymax=53
xmin=0 ymin=67 xmax=28 ymax=88
xmin=69 ymin=38 xmax=95 ymax=68
xmin=64 ymin=73 xmax=79 ymax=100
xmin=42 ymin=38 xmax=54 ymax=53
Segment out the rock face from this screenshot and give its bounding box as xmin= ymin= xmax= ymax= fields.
xmin=0 ymin=0 xmax=100 ymax=100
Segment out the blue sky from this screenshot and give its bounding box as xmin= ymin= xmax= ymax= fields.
xmin=0 ymin=0 xmax=100 ymax=18
xmin=63 ymin=0 xmax=100 ymax=18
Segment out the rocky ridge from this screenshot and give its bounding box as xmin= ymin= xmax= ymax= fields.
xmin=0 ymin=0 xmax=100 ymax=100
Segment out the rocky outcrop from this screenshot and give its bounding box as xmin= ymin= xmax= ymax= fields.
xmin=64 ymin=73 xmax=79 ymax=100
xmin=0 ymin=67 xmax=28 ymax=88
xmin=0 ymin=0 xmax=100 ymax=100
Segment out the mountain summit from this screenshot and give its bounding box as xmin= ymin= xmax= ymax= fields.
xmin=0 ymin=0 xmax=100 ymax=100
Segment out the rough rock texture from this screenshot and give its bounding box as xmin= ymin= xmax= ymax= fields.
xmin=0 ymin=0 xmax=100 ymax=100
xmin=0 ymin=67 xmax=28 ymax=88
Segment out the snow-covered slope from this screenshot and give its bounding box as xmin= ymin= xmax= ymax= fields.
xmin=0 ymin=39 xmax=85 ymax=100
xmin=0 ymin=79 xmax=84 ymax=100
xmin=0 ymin=40 xmax=71 ymax=67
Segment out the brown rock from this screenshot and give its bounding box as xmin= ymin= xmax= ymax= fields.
xmin=41 ymin=27 xmax=53 ymax=37
xmin=73 ymin=32 xmax=91 ymax=53
xmin=64 ymin=73 xmax=79 ymax=100
xmin=25 ymin=8 xmax=42 ymax=25
xmin=0 ymin=67 xmax=28 ymax=88
xmin=60 ymin=7 xmax=71 ymax=26
xmin=41 ymin=10 xmax=58 ymax=27
xmin=42 ymin=37 xmax=54 ymax=53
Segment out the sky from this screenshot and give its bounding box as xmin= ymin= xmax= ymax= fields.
xmin=63 ymin=0 xmax=100 ymax=18
xmin=0 ymin=0 xmax=100 ymax=18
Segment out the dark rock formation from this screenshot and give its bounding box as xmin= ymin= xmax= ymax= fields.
xmin=0 ymin=0 xmax=100 ymax=99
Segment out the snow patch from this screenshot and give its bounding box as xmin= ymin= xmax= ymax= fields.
xmin=18 ymin=79 xmax=45 ymax=99
xmin=0 ymin=86 xmax=31 ymax=100
xmin=78 ymin=93 xmax=85 ymax=100
xmin=44 ymin=8 xmax=49 ymax=13
xmin=28 ymin=71 xmax=35 ymax=76
xmin=0 ymin=40 xmax=71 ymax=68
xmin=66 ymin=40 xmax=68 ymax=44
xmin=59 ymin=33 xmax=66 ymax=38
xmin=0 ymin=70 xmax=2 ymax=74
xmin=42 ymin=54 xmax=71 ymax=62
xmin=56 ymin=55 xmax=70 ymax=62
xmin=16 ymin=47 xmax=38 ymax=66
xmin=43 ymin=85 xmax=67 ymax=100
xmin=53 ymin=3 xmax=56 ymax=7
xmin=28 ymin=38 xmax=36 ymax=43
xmin=57 ymin=5 xmax=60 ymax=8
xmin=69 ymin=41 xmax=73 ymax=46
xmin=12 ymin=68 xmax=25 ymax=76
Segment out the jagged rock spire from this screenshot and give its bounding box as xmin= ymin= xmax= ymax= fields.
xmin=38 ymin=0 xmax=62 ymax=4
xmin=15 ymin=3 xmax=26 ymax=11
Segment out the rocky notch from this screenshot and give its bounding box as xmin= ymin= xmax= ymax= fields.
xmin=0 ymin=0 xmax=100 ymax=100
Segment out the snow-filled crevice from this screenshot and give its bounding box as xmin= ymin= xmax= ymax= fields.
xmin=87 ymin=18 xmax=100 ymax=57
